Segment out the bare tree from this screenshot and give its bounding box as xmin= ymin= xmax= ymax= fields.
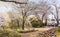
xmin=31 ymin=1 xmax=51 ymax=25
xmin=21 ymin=2 xmax=38 ymax=30
xmin=0 ymin=0 xmax=28 ymax=30
xmin=50 ymin=0 xmax=59 ymax=26
xmin=1 ymin=0 xmax=39 ymax=30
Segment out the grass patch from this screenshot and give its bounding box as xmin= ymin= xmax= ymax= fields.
xmin=57 ymin=27 xmax=60 ymax=33
xmin=0 ymin=28 xmax=21 ymax=37
xmin=18 ymin=29 xmax=37 ymax=33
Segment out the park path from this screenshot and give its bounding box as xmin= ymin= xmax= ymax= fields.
xmin=57 ymin=33 xmax=60 ymax=37
xmin=20 ymin=27 xmax=56 ymax=37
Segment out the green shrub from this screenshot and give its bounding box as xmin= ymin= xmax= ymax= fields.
xmin=18 ymin=29 xmax=36 ymax=33
xmin=0 ymin=29 xmax=21 ymax=37
xmin=31 ymin=19 xmax=44 ymax=28
xmin=29 ymin=17 xmax=44 ymax=28
xmin=9 ymin=22 xmax=18 ymax=28
xmin=1 ymin=21 xmax=20 ymax=29
xmin=57 ymin=27 xmax=60 ymax=32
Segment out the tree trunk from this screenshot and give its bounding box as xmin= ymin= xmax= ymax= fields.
xmin=22 ymin=16 xmax=25 ymax=30
xmin=56 ymin=20 xmax=59 ymax=26
xmin=16 ymin=19 xmax=20 ymax=27
xmin=42 ymin=16 xmax=44 ymax=23
xmin=45 ymin=18 xmax=47 ymax=26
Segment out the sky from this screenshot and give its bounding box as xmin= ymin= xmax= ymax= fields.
xmin=29 ymin=0 xmax=40 ymax=3
xmin=29 ymin=0 xmax=60 ymax=19
xmin=0 ymin=1 xmax=13 ymax=12
xmin=29 ymin=0 xmax=60 ymax=5
xmin=0 ymin=0 xmax=60 ymax=19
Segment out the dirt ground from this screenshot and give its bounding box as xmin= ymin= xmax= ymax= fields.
xmin=20 ymin=27 xmax=56 ymax=37
xmin=57 ymin=33 xmax=60 ymax=37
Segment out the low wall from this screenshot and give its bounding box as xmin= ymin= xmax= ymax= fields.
xmin=20 ymin=27 xmax=57 ymax=37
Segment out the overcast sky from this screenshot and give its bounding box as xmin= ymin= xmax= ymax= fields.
xmin=0 ymin=0 xmax=60 ymax=19
xmin=29 ymin=0 xmax=60 ymax=19
xmin=29 ymin=0 xmax=60 ymax=4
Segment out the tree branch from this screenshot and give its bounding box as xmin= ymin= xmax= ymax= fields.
xmin=0 ymin=0 xmax=27 ymax=4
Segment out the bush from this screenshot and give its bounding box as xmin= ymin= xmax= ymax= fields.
xmin=31 ymin=19 xmax=44 ymax=28
xmin=29 ymin=17 xmax=44 ymax=28
xmin=9 ymin=22 xmax=18 ymax=28
xmin=0 ymin=28 xmax=21 ymax=37
xmin=57 ymin=27 xmax=60 ymax=32
xmin=18 ymin=29 xmax=36 ymax=33
xmin=1 ymin=21 xmax=20 ymax=29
